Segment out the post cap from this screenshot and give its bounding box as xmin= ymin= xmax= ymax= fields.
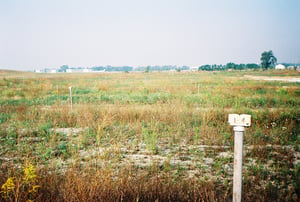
xmin=233 ymin=126 xmax=245 ymax=132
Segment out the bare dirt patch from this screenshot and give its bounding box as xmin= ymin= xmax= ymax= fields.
xmin=244 ymin=75 xmax=300 ymax=82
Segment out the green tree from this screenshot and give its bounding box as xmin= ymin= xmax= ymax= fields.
xmin=145 ymin=66 xmax=150 ymax=73
xmin=226 ymin=62 xmax=237 ymax=70
xmin=59 ymin=65 xmax=69 ymax=72
xmin=260 ymin=51 xmax=277 ymax=70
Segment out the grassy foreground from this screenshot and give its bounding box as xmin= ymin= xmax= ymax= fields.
xmin=0 ymin=70 xmax=299 ymax=201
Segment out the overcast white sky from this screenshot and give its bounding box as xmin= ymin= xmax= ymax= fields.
xmin=1 ymin=0 xmax=300 ymax=70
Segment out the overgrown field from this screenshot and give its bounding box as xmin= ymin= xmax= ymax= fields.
xmin=0 ymin=70 xmax=299 ymax=201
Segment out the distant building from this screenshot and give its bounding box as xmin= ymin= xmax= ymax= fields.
xmin=44 ymin=69 xmax=58 ymax=73
xmin=94 ymin=69 xmax=106 ymax=73
xmin=190 ymin=66 xmax=199 ymax=71
xmin=275 ymin=64 xmax=285 ymax=70
xmin=66 ymin=69 xmax=84 ymax=73
xmin=83 ymin=69 xmax=91 ymax=73
xmin=287 ymin=66 xmax=295 ymax=70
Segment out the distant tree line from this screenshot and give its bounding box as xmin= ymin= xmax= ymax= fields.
xmin=50 ymin=50 xmax=296 ymax=73
xmin=198 ymin=63 xmax=260 ymax=71
xmin=56 ymin=50 xmax=288 ymax=73
xmin=83 ymin=65 xmax=189 ymax=72
xmin=91 ymin=66 xmax=133 ymax=72
xmin=133 ymin=65 xmax=189 ymax=72
xmin=57 ymin=64 xmax=261 ymax=72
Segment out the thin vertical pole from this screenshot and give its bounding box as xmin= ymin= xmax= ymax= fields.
xmin=233 ymin=126 xmax=244 ymax=202
xmin=69 ymin=86 xmax=72 ymax=109
xmin=57 ymin=85 xmax=59 ymax=106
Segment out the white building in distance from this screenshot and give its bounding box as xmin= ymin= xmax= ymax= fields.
xmin=190 ymin=66 xmax=199 ymax=71
xmin=275 ymin=64 xmax=285 ymax=70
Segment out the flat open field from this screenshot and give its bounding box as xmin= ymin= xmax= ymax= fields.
xmin=0 ymin=70 xmax=299 ymax=201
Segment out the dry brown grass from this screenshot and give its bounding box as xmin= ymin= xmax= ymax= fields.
xmin=35 ymin=166 xmax=219 ymax=202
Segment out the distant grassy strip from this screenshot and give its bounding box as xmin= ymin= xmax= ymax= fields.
xmin=0 ymin=94 xmax=299 ymax=108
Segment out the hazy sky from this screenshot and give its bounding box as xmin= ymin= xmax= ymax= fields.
xmin=1 ymin=0 xmax=300 ymax=70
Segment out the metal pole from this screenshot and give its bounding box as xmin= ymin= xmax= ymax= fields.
xmin=233 ymin=126 xmax=245 ymax=202
xmin=69 ymin=86 xmax=72 ymax=109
